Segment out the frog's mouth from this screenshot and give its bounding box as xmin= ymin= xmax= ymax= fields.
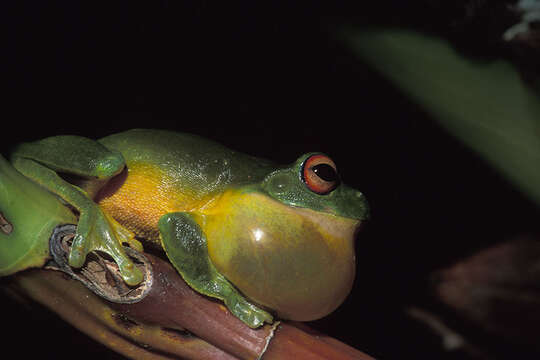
xmin=292 ymin=205 xmax=362 ymax=238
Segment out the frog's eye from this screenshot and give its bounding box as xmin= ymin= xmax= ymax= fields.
xmin=301 ymin=154 xmax=340 ymax=195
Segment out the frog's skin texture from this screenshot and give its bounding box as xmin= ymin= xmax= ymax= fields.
xmin=11 ymin=129 xmax=369 ymax=328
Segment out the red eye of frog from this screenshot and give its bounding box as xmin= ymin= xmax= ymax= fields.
xmin=301 ymin=154 xmax=340 ymax=195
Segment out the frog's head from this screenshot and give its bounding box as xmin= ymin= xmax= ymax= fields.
xmin=205 ymin=153 xmax=369 ymax=322
xmin=262 ymin=153 xmax=369 ymax=221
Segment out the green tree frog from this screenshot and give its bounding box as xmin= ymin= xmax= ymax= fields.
xmin=10 ymin=129 xmax=369 ymax=328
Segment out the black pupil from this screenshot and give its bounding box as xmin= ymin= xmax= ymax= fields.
xmin=311 ymin=163 xmax=338 ymax=182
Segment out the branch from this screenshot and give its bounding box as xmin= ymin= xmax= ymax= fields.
xmin=6 ymin=228 xmax=374 ymax=360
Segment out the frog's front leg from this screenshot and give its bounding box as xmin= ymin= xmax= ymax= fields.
xmin=158 ymin=212 xmax=273 ymax=328
xmin=11 ymin=136 xmax=143 ymax=285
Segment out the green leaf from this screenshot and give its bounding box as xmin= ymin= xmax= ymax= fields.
xmin=346 ymin=28 xmax=540 ymax=205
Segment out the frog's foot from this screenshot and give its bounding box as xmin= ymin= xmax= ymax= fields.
xmin=223 ymin=290 xmax=274 ymax=328
xmin=159 ymin=212 xmax=273 ymax=328
xmin=103 ymin=212 xmax=143 ymax=252
xmin=68 ymin=206 xmax=144 ymax=286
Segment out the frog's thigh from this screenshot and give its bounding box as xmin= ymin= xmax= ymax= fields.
xmin=12 ymin=135 xmax=125 ymax=178
xmin=158 ymin=212 xmax=273 ymax=328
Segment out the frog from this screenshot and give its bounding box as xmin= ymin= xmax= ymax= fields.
xmin=10 ymin=129 xmax=369 ymax=328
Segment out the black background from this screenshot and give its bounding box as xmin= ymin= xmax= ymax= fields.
xmin=2 ymin=2 xmax=540 ymax=359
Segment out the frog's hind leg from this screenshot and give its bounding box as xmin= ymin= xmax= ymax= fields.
xmin=158 ymin=212 xmax=273 ymax=328
xmin=11 ymin=136 xmax=143 ymax=285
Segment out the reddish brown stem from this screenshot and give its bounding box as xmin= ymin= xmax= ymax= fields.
xmin=7 ymin=251 xmax=374 ymax=359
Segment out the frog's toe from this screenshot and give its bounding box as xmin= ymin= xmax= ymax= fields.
xmin=123 ymin=236 xmax=143 ymax=253
xmin=68 ymin=233 xmax=90 ymax=268
xmin=246 ymin=303 xmax=274 ymax=328
xmin=117 ymin=261 xmax=144 ymax=286
xmin=103 ymin=237 xmax=144 ymax=286
xmin=103 ymin=212 xmax=143 ymax=252
xmin=226 ymin=295 xmax=273 ymax=328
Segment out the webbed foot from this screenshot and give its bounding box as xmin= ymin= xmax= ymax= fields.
xmin=223 ymin=290 xmax=274 ymax=328
xmin=69 ymin=206 xmax=144 ymax=286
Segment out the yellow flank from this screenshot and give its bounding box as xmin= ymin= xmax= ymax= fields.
xmin=98 ymin=162 xmax=217 ymax=245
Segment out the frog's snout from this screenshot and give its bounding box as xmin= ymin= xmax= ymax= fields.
xmin=329 ymin=186 xmax=370 ymax=222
